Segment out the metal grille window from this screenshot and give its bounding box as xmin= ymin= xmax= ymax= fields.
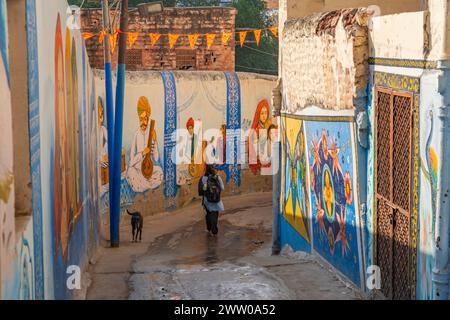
xmin=176 ymin=49 xmax=197 ymax=70
xmin=375 ymin=88 xmax=413 ymax=300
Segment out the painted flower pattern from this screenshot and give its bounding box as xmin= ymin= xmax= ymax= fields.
xmin=315 ymin=199 xmax=326 ymax=236
xmin=312 ymin=138 xmax=321 ymax=174
xmin=310 ymin=129 xmax=356 ymax=256
xmin=307 ymin=123 xmax=360 ymax=286
xmin=335 ymin=208 xmax=350 ymax=257
xmin=328 ymin=227 xmax=335 ymax=256
xmin=310 ymin=166 xmax=315 ymax=190
xmin=321 ymin=130 xmax=329 ymax=161
xmin=330 ymin=138 xmax=342 ymax=177
xmin=344 ymin=172 xmax=352 ymax=205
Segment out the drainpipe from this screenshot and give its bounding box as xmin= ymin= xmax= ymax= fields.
xmin=432 ymin=71 xmax=450 ymax=300
xmin=111 ymin=0 xmax=129 ymax=248
xmin=271 ymin=79 xmax=282 ymax=255
xmin=431 ymin=0 xmax=450 ymax=301
xmin=102 ymin=0 xmax=115 ymax=247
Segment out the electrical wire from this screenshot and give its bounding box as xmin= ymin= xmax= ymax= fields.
xmin=239 ymin=44 xmax=278 ymax=57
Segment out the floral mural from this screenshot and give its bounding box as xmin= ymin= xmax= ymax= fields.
xmin=280 ymin=117 xmax=311 ymax=247
xmin=306 ymin=120 xmax=362 ymax=286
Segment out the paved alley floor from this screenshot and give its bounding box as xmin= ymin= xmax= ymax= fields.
xmin=86 ymin=192 xmax=363 ymax=300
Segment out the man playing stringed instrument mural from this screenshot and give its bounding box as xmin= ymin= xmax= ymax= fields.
xmin=126 ymin=96 xmax=163 ymax=193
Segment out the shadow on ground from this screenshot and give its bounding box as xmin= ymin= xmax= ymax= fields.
xmin=86 ymin=192 xmax=363 ymax=300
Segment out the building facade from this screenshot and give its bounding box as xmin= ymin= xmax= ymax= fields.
xmin=81 ymin=7 xmax=237 ymax=71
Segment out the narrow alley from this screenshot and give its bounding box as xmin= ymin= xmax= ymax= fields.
xmin=2 ymin=0 xmax=450 ymax=304
xmin=86 ymin=193 xmax=362 ymax=300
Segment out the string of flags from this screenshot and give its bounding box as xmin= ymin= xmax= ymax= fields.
xmin=82 ymin=26 xmax=278 ymax=53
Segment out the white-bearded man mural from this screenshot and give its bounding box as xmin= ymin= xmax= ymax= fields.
xmin=126 ymin=96 xmax=163 ymax=193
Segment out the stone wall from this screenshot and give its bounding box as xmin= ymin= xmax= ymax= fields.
xmin=81 ymin=7 xmax=236 ymax=71
xmin=281 ymin=8 xmax=370 ymax=112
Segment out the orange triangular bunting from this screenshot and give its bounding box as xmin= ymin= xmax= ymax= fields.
xmin=253 ymin=29 xmax=262 ymax=46
xmin=206 ymin=34 xmax=216 ymax=49
xmin=222 ymin=32 xmax=232 ymax=46
xmin=188 ymin=34 xmax=199 ymax=49
xmin=149 ymin=33 xmax=161 ymax=46
xmin=269 ymin=26 xmax=278 ymax=38
xmin=128 ymin=32 xmax=139 ymax=48
xmin=239 ymin=31 xmax=248 ymax=47
xmin=168 ymin=34 xmax=180 ymax=49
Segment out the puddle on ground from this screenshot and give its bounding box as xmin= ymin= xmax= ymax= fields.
xmin=145 ymin=219 xmax=271 ymax=267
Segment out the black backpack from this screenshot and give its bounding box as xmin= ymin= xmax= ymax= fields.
xmin=205 ymin=175 xmax=221 ymax=203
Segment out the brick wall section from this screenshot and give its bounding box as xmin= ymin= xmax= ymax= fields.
xmin=281 ymin=8 xmax=370 ymax=112
xmin=81 ymin=7 xmax=236 ymax=71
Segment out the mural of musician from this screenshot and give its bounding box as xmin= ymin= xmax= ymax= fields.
xmin=249 ymin=99 xmax=273 ymax=175
xmin=126 ymin=96 xmax=163 ymax=193
xmin=176 ymin=117 xmax=206 ymax=185
xmin=187 ymin=118 xmax=206 ymax=179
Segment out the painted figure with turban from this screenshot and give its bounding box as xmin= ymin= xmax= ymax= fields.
xmin=186 ymin=117 xmax=196 ymax=162
xmin=126 ymin=96 xmax=163 ymax=193
xmin=176 ymin=117 xmax=205 ymax=185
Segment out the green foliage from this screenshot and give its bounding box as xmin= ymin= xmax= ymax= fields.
xmin=176 ymin=0 xmax=220 ymax=6
xmin=68 ymin=0 xmax=177 ymax=8
xmin=232 ymin=0 xmax=278 ymax=75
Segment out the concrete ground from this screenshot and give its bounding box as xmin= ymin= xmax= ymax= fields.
xmin=86 ymin=192 xmax=363 ymax=300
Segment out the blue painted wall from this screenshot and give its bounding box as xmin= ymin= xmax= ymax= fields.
xmin=1 ymin=0 xmax=102 ymax=300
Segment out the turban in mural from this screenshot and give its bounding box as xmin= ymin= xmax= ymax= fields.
xmin=249 ymin=99 xmax=272 ymax=175
xmin=186 ymin=117 xmax=195 ymax=129
xmin=137 ymin=96 xmax=151 ymax=116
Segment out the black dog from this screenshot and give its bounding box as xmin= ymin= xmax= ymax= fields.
xmin=127 ymin=209 xmax=143 ymax=242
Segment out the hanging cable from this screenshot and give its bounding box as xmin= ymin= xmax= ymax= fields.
xmin=239 ymin=44 xmax=278 ymax=57
xmin=235 ymin=64 xmax=277 ymax=73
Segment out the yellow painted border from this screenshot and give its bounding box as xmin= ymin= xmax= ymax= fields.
xmin=281 ymin=113 xmax=354 ymax=123
xmin=369 ymin=57 xmax=438 ymax=70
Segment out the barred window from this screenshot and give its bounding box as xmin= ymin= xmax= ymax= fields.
xmin=176 ymin=49 xmax=197 ymax=70
xmin=125 ymin=49 xmax=143 ymax=70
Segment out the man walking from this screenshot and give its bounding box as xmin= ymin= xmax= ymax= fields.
xmin=199 ymin=165 xmax=225 ymax=236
